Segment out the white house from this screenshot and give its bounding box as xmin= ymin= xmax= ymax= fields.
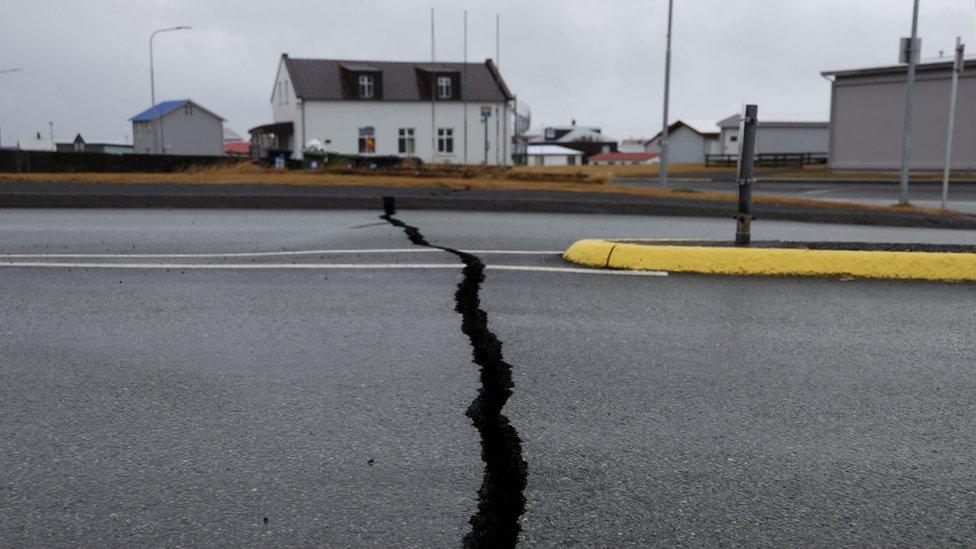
xmin=525 ymin=144 xmax=584 ymax=166
xmin=252 ymin=54 xmax=514 ymax=164
xmin=645 ymin=120 xmax=720 ymax=164
xmin=130 ymin=99 xmax=225 ymax=156
xmin=717 ymin=114 xmax=828 ymax=156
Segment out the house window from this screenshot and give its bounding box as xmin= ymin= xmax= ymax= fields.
xmin=398 ymin=128 xmax=415 ymax=155
xmin=358 ymin=75 xmax=375 ymax=99
xmin=436 ymin=76 xmax=452 ymax=99
xmin=358 ymin=127 xmax=375 ymax=154
xmin=730 ymin=135 xmax=738 ymax=142
xmin=437 ymin=128 xmax=454 ymax=154
xmin=184 ymin=104 xmax=194 ymax=116
xmin=277 ymin=82 xmax=283 ymax=105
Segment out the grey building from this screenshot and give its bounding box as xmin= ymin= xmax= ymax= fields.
xmin=56 ymin=134 xmax=133 ymax=155
xmin=822 ymin=60 xmax=976 ymax=170
xmin=130 ymin=99 xmax=224 ymax=156
xmin=717 ymin=114 xmax=829 ymax=156
xmin=645 ymin=120 xmax=720 ymax=164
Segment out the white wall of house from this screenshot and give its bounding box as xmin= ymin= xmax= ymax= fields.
xmin=527 ymin=153 xmax=581 ymax=166
xmin=720 ymin=126 xmax=829 ymax=155
xmin=646 ymin=126 xmax=718 ymax=164
xmin=271 ymin=61 xmax=511 ymax=164
xmin=133 ymin=106 xmax=224 ymax=156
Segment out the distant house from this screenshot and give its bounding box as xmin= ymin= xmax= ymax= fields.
xmin=645 ymin=120 xmax=720 ymax=164
xmin=716 ymin=114 xmax=828 ymax=156
xmin=56 ymin=134 xmax=133 ymax=155
xmin=528 ymin=122 xmax=617 ymax=163
xmin=130 ymin=99 xmax=225 ymax=156
xmin=17 ymin=132 xmax=55 ymax=151
xmin=525 ymin=144 xmax=584 ymax=166
xmin=250 ymin=54 xmax=514 ymax=164
xmin=822 ymin=59 xmax=976 ymax=170
xmin=590 ymin=151 xmax=659 ymax=166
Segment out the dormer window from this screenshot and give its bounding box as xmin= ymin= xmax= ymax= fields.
xmin=358 ymin=75 xmax=375 ymax=99
xmin=437 ymin=76 xmax=452 ymax=99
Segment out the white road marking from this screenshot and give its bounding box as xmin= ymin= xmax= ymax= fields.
xmin=0 ymin=261 xmax=667 ymax=277
xmin=0 ymin=249 xmax=563 ymax=259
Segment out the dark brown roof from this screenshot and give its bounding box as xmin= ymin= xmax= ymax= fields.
xmin=282 ymin=56 xmax=513 ymax=102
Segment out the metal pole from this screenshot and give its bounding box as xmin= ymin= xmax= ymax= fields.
xmin=430 ymin=8 xmax=436 ymax=162
xmin=942 ymin=37 xmax=964 ymax=210
xmin=463 ymin=10 xmax=468 ymax=164
xmin=49 ymin=121 xmax=55 ymax=151
xmin=149 ymin=27 xmax=190 ymax=155
xmin=495 ymin=13 xmax=501 ymax=165
xmin=0 ymin=68 xmax=23 ymax=148
xmin=659 ymin=0 xmax=674 ymax=188
xmin=735 ymin=105 xmax=759 ymax=246
xmin=484 ymin=115 xmax=489 ymax=165
xmin=898 ymin=0 xmax=921 ymax=205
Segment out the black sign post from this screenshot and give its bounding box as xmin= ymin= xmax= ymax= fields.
xmin=735 ymin=104 xmax=759 ymax=246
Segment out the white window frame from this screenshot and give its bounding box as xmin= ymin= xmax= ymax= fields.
xmin=398 ymin=128 xmax=415 ymax=155
xmin=437 ymin=128 xmax=454 ymax=154
xmin=436 ymin=76 xmax=452 ymax=99
xmin=358 ymin=75 xmax=375 ymax=99
xmin=358 ymin=126 xmax=376 ymax=154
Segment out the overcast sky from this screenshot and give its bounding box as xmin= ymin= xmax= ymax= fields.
xmin=2 ymin=0 xmax=974 ymax=145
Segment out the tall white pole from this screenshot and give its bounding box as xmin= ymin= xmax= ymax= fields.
xmin=431 ymin=8 xmax=436 ymax=162
xmin=149 ymin=26 xmax=190 ymax=155
xmin=941 ymin=37 xmax=964 ymax=210
xmin=463 ymin=10 xmax=468 ymax=164
xmin=495 ymin=13 xmax=501 ymax=165
xmin=659 ymin=0 xmax=674 ymax=188
xmin=898 ymin=0 xmax=921 ymax=205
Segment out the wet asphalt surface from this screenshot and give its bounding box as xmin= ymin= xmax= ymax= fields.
xmin=1 ymin=209 xmax=976 ymax=547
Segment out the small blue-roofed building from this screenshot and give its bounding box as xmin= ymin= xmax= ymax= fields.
xmin=130 ymin=99 xmax=224 ymax=156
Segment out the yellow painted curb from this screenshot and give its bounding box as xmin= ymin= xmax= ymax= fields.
xmin=563 ymin=239 xmax=976 ymax=282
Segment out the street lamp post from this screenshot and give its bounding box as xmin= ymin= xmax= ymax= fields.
xmin=898 ymin=0 xmax=921 ymax=205
xmin=149 ymin=26 xmax=191 ymax=154
xmin=659 ymin=0 xmax=674 ymax=188
xmin=0 ymin=68 xmax=23 ymax=148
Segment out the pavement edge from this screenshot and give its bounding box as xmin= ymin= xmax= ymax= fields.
xmin=563 ymin=239 xmax=976 ymax=282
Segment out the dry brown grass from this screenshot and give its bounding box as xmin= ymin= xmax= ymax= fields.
xmin=2 ymin=167 xmax=970 ymax=219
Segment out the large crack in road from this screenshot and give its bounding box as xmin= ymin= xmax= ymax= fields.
xmin=380 ymin=197 xmax=528 ymax=548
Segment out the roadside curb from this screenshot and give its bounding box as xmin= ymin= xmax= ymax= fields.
xmin=563 ymin=239 xmax=976 ymax=282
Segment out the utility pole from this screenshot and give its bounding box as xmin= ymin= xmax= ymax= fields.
xmin=430 ymin=8 xmax=436 ymax=162
xmin=898 ymin=0 xmax=921 ymax=205
xmin=0 ymin=68 xmax=24 ymax=147
xmin=659 ymin=0 xmax=674 ymax=188
xmin=463 ymin=10 xmax=468 ymax=164
xmin=150 ymin=26 xmax=191 ymax=154
xmin=735 ymin=105 xmax=759 ymax=246
xmin=48 ymin=121 xmax=55 ymax=151
xmin=942 ymin=37 xmax=965 ymax=210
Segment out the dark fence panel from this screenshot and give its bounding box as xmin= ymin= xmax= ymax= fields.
xmin=706 ymin=152 xmax=828 ymax=168
xmin=0 ymin=150 xmax=245 ymax=173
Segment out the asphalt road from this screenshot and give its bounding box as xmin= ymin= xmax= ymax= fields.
xmin=2 ymin=208 xmax=976 ymax=546
xmin=621 ymin=178 xmax=976 ymax=214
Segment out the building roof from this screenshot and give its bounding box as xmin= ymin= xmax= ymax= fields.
xmin=225 ymin=141 xmax=251 ymax=155
xmin=129 ymin=99 xmax=225 ymax=122
xmin=821 ymin=57 xmax=976 ymax=79
xmin=647 ymin=119 xmax=720 ymax=143
xmin=590 ymin=151 xmax=658 ymax=162
xmin=716 ymin=113 xmax=827 ymax=129
xmin=526 ymin=144 xmax=584 ymax=156
xmin=554 ymin=126 xmax=616 ymax=144
xmin=281 ymin=56 xmax=513 ymax=102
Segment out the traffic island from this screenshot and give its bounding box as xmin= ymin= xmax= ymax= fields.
xmin=563 ymin=239 xmax=976 ymax=282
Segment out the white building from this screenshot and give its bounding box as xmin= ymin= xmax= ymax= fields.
xmin=130 ymin=100 xmax=225 ymax=156
xmin=17 ymin=132 xmax=55 ymax=151
xmin=252 ymin=54 xmax=514 ymax=164
xmin=589 ymin=152 xmax=659 ymax=166
xmin=717 ymin=114 xmax=829 ymax=156
xmin=525 ymin=144 xmax=584 ymax=166
xmin=645 ymin=120 xmax=720 ymax=164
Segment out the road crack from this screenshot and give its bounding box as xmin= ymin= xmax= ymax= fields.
xmin=380 ymin=197 xmax=528 ymax=548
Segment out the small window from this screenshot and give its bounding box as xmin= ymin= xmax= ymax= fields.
xmin=437 ymin=128 xmax=454 ymax=154
xmin=398 ymin=128 xmax=415 ymax=155
xmin=730 ymin=135 xmax=738 ymax=142
xmin=184 ymin=104 xmax=194 ymax=116
xmin=358 ymin=127 xmax=375 ymax=154
xmin=436 ymin=76 xmax=452 ymax=99
xmin=358 ymin=75 xmax=375 ymax=99
xmin=277 ymin=82 xmax=283 ymax=105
